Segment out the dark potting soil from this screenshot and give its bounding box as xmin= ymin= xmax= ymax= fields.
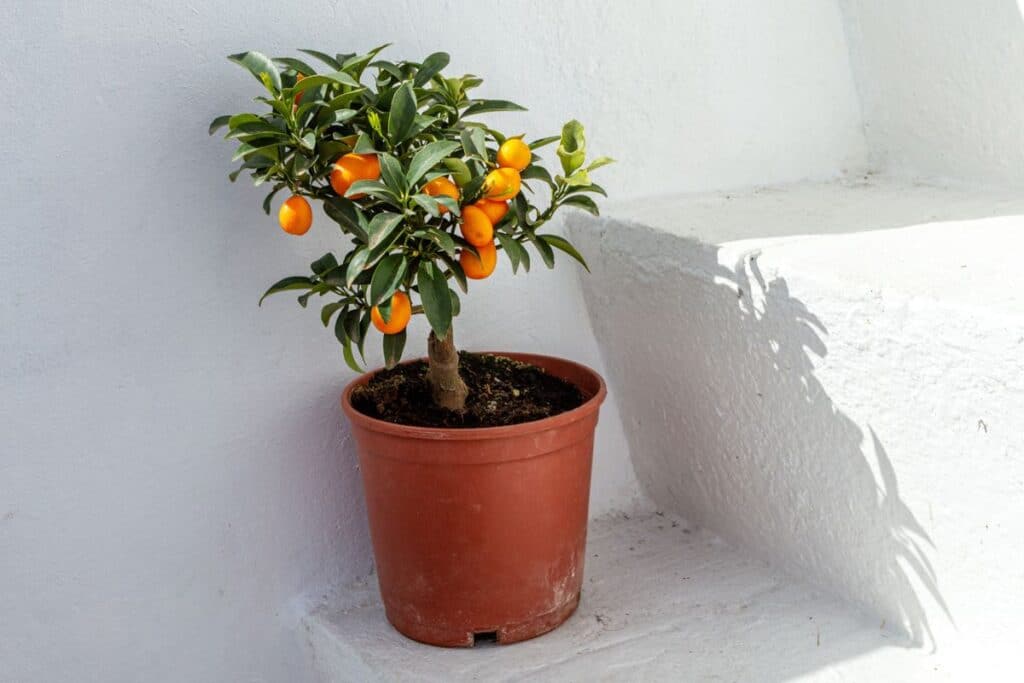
xmin=350 ymin=352 xmax=586 ymax=428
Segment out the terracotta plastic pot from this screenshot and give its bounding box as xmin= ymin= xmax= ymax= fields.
xmin=341 ymin=352 xmax=606 ymax=647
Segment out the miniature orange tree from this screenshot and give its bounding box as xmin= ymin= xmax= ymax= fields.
xmin=210 ymin=47 xmax=611 ymax=411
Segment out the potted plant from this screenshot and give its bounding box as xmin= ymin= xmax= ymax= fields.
xmin=210 ymin=46 xmax=612 ymax=647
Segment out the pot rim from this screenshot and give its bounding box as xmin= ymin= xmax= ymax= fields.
xmin=340 ymin=351 xmax=607 ymax=441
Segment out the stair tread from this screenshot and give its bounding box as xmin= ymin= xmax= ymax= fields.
xmin=304 ymin=512 xmax=935 ymax=682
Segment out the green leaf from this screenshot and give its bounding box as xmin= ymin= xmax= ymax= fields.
xmin=413 ymin=52 xmax=450 ymax=87
xmin=417 ymin=261 xmax=453 ymax=337
xmin=259 ymin=276 xmax=314 ymax=306
xmin=521 ymin=164 xmax=554 ymax=186
xmin=261 ymin=185 xmax=284 ymax=214
xmin=365 ymin=212 xmax=406 ymax=259
xmin=353 ymin=132 xmax=377 ymax=154
xmin=541 ymin=234 xmax=589 ymax=271
xmin=563 ymin=169 xmax=592 ymax=187
xmin=496 ymin=232 xmax=529 ymax=274
xmin=209 ymin=115 xmax=231 ymax=136
xmin=345 ymin=180 xmax=401 ymax=206
xmin=310 ymin=252 xmax=339 ymax=275
xmin=228 ymin=51 xmax=282 ymax=92
xmin=378 ymin=153 xmax=407 ymax=194
xmin=317 ymin=108 xmax=358 ymax=128
xmin=460 ymin=127 xmax=487 ymax=160
xmin=438 ymin=253 xmax=467 ymax=293
xmin=586 ymin=156 xmax=615 ymax=172
xmin=342 ymin=43 xmax=391 ymax=80
xmin=298 ymin=49 xmax=343 ymax=71
xmin=462 ymin=99 xmax=527 ymax=117
xmin=368 ymin=254 xmax=408 ymax=306
xmin=287 ymin=71 xmax=360 ymax=98
xmin=406 ymin=141 xmax=461 ymax=186
xmin=323 ymin=197 xmax=369 ymax=242
xmin=382 ymin=330 xmax=406 ymax=369
xmin=273 ymin=56 xmax=318 ymax=76
xmin=560 ymin=194 xmax=600 ymax=216
xmin=342 ymin=336 xmax=363 ymax=373
xmin=449 ymin=289 xmax=461 ymax=317
xmin=232 ymin=142 xmax=280 ymax=162
xmin=345 ymin=249 xmax=371 ymax=287
xmin=563 ymin=182 xmax=608 ymax=197
xmin=387 ymin=81 xmax=417 ymax=143
xmin=409 ymin=193 xmax=444 ymax=218
xmin=342 ymin=308 xmax=363 ymax=349
xmin=442 ymin=157 xmax=472 ymax=186
xmin=529 ymin=135 xmax=560 ymax=150
xmin=526 ymin=231 xmax=556 ymax=268
xmin=321 ymin=301 xmax=344 ymax=327
xmin=557 ymin=119 xmax=586 ymax=176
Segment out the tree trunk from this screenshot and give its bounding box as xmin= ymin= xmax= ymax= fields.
xmin=427 ymin=328 xmax=469 ymax=412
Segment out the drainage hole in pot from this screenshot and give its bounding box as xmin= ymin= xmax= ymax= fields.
xmin=473 ymin=630 xmax=500 ymax=647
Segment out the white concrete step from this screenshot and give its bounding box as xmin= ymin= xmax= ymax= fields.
xmin=303 ymin=512 xmax=933 ymax=682
xmin=567 ymin=177 xmax=1024 ymax=679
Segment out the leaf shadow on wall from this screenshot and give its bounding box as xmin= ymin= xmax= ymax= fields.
xmin=573 ymin=219 xmax=951 ymax=654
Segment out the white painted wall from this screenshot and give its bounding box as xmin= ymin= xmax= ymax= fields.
xmin=571 ymin=179 xmax=1024 ymax=676
xmin=0 ymin=1 xmax=867 ymax=681
xmin=841 ymin=0 xmax=1024 ymax=185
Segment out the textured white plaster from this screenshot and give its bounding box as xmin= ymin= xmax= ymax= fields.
xmin=840 ymin=0 xmax=1024 ymax=184
xmin=306 ymin=512 xmax=936 ymax=682
xmin=570 ymin=177 xmax=1024 ymax=678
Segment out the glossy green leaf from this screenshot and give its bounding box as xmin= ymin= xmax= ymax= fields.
xmin=417 ymin=261 xmax=453 ymax=337
xmin=406 ymin=140 xmax=461 ymax=185
xmin=261 ymin=184 xmax=284 ymax=214
xmin=442 ymin=157 xmax=472 ymax=186
xmin=258 ymin=276 xmax=314 ymax=306
xmin=462 ymin=99 xmax=527 ymax=117
xmin=368 ymin=254 xmax=408 ymax=305
xmin=378 ymin=153 xmax=407 ymax=194
xmin=382 ymin=330 xmax=407 ymax=369
xmin=345 ymin=249 xmax=370 ymax=287
xmin=526 ymin=231 xmax=556 ymax=268
xmin=557 ymin=119 xmax=586 ymax=176
xmin=310 ymin=252 xmax=338 ymax=275
xmin=228 ymin=51 xmax=282 ymax=92
xmin=413 ymin=52 xmax=450 ymax=87
xmin=560 ymin=194 xmax=600 ymax=215
xmin=387 ymin=81 xmax=417 ymax=143
xmin=274 ymin=56 xmax=318 ymax=76
xmin=321 ymin=301 xmax=344 ymax=327
xmin=298 ymin=49 xmax=342 ymax=71
xmin=540 ymin=234 xmax=589 ymax=271
xmin=438 ymin=253 xmax=467 ymax=293
xmin=528 ymin=135 xmax=560 ymax=150
xmin=323 ymin=197 xmax=368 ymax=242
xmin=209 ymin=115 xmax=231 ymax=136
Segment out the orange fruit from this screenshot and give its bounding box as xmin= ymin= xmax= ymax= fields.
xmin=496 ymin=138 xmax=531 ymax=171
xmin=330 ymin=153 xmax=381 ymax=198
xmin=459 ymin=241 xmax=497 ymax=279
xmin=370 ymin=291 xmax=412 ymax=334
xmin=459 ymin=205 xmax=494 ymax=247
xmin=473 ymin=199 xmax=509 ymax=224
xmin=422 ymin=176 xmax=460 ymax=213
xmin=293 ymin=74 xmax=305 ymax=106
xmin=483 ymin=167 xmax=521 ymax=200
xmin=278 ymin=195 xmax=312 ymax=235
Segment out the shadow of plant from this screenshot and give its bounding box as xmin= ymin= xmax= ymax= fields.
xmin=570 ymin=216 xmax=950 ymax=650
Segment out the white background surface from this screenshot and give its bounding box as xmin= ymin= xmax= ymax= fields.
xmin=0 ymin=1 xmax=869 ymax=681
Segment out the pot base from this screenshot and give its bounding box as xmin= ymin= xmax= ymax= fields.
xmin=384 ymin=590 xmax=581 ymax=648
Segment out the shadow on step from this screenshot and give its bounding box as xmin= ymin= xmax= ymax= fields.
xmin=573 ymin=220 xmax=951 ymax=652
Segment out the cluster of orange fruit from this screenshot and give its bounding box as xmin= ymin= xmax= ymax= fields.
xmin=276 ymin=138 xmax=533 ymax=335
